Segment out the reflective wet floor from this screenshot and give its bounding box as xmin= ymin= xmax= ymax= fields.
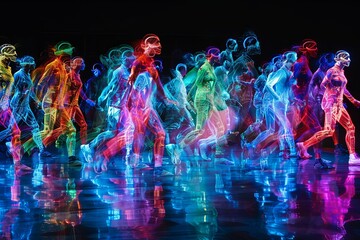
xmin=1 ymin=144 xmax=360 ymax=240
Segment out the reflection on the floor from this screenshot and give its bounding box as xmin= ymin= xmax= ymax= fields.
xmin=1 ymin=146 xmax=360 ymax=240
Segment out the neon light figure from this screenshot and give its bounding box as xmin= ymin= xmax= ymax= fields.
xmin=229 ymin=32 xmax=261 ymax=134
xmin=243 ymin=55 xmax=283 ymax=155
xmin=292 ymin=39 xmax=318 ymax=103
xmin=41 ymin=56 xmax=92 ymax=166
xmin=241 ymin=61 xmax=274 ymax=156
xmin=185 ymin=52 xmax=206 ymax=100
xmin=36 ymin=41 xmax=74 ymax=138
xmin=0 ymin=44 xmax=32 ymax=172
xmin=177 ymin=48 xmax=221 ymax=158
xmin=163 ymin=63 xmax=195 ymax=164
xmin=89 ymin=45 xmax=135 ymax=148
xmin=10 ymin=56 xmax=50 ymax=158
xmin=295 ymin=53 xmax=335 ymax=169
xmin=197 ymin=58 xmax=236 ymax=161
xmin=265 ymin=51 xmax=298 ymax=158
xmin=81 ymin=62 xmax=107 ymax=134
xmin=28 ymin=41 xmax=82 ymax=166
xmin=68 ymin=57 xmax=94 ymax=145
xmin=297 ymin=50 xmax=360 ymax=165
xmin=219 ymin=38 xmax=238 ymax=87
xmin=86 ymin=48 xmax=136 ymax=172
xmin=127 ymin=34 xmax=174 ymax=175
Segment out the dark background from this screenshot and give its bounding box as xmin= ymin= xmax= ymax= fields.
xmin=2 ymin=0 xmax=359 ymax=149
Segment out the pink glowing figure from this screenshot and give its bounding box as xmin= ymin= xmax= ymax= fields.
xmin=297 ymin=50 xmax=360 ymax=165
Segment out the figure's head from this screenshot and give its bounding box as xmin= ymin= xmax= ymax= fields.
xmin=100 ymin=46 xmax=124 ymax=68
xmin=261 ymin=61 xmax=273 ymax=76
xmin=334 ymin=50 xmax=351 ymax=67
xmin=141 ymin=33 xmax=161 ymax=57
xmin=108 ymin=47 xmax=123 ymax=66
xmin=299 ymin=39 xmax=318 ymax=58
xmin=0 ymin=44 xmax=17 ymax=63
xmin=206 ymin=47 xmax=221 ymax=64
xmin=120 ymin=46 xmax=135 ymax=67
xmin=242 ymin=33 xmax=261 ymax=55
xmin=91 ymin=62 xmax=105 ymax=77
xmin=18 ymin=55 xmax=36 ymax=68
xmin=222 ymin=60 xmax=232 ymax=72
xmin=226 ymin=38 xmax=238 ymax=52
xmin=70 ymin=57 xmax=85 ymax=70
xmin=53 ymin=41 xmax=74 ymax=56
xmin=182 ymin=52 xmax=195 ymax=68
xmin=271 ymin=54 xmax=283 ymax=71
xmin=175 ymin=63 xmax=187 ymax=77
xmin=282 ymin=51 xmax=297 ymax=68
xmin=194 ymin=51 xmax=206 ymax=68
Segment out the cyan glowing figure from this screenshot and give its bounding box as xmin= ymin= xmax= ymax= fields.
xmin=10 ymin=56 xmax=48 ymax=157
xmin=253 ymin=63 xmax=271 ymax=122
xmin=265 ymin=51 xmax=298 ymax=158
xmin=165 ymin=63 xmax=194 ymax=130
xmin=297 ymin=50 xmax=360 ymax=164
xmin=244 ymin=55 xmax=282 ymax=154
xmin=213 ymin=60 xmax=233 ymax=134
xmin=81 ymin=46 xmax=134 ymax=156
xmin=84 ymin=45 xmax=135 ymax=159
xmin=87 ymin=48 xmax=136 ymax=172
xmin=241 ymin=61 xmax=274 ymax=156
xmin=0 ymin=44 xmax=32 ymax=173
xmin=163 ymin=63 xmax=195 ymax=164
xmin=100 ymin=46 xmax=123 ymax=84
xmin=219 ymin=38 xmax=238 ymax=85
